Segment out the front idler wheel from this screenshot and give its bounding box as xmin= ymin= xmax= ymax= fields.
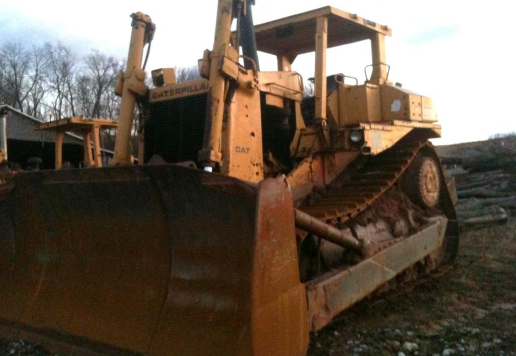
xmin=403 ymin=155 xmax=441 ymax=210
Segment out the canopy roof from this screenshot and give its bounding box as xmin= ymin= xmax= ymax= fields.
xmin=253 ymin=6 xmax=392 ymax=57
xmin=37 ymin=118 xmax=118 ymax=132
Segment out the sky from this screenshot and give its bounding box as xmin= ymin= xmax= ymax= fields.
xmin=0 ymin=0 xmax=514 ymax=144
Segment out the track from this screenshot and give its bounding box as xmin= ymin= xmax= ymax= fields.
xmin=301 ymin=139 xmax=429 ymax=224
xmin=299 ymin=138 xmax=459 ymax=281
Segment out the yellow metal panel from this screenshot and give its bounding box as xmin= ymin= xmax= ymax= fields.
xmin=220 ymin=56 xmax=241 ymax=81
xmin=149 ymin=79 xmax=210 ymax=103
xmin=359 ymin=121 xmax=442 ymax=154
xmin=151 ymin=68 xmax=176 ymax=87
xmin=408 ymin=94 xmax=423 ymax=121
xmin=221 ymin=85 xmax=264 ymax=183
xmin=422 ymin=96 xmax=438 ymax=122
xmin=326 ymin=90 xmax=340 ymax=126
xmin=265 ymin=94 xmax=284 ymax=109
xmin=337 ymin=84 xmax=350 ymax=126
xmin=346 ymin=84 xmax=381 ymax=124
xmin=380 ymin=85 xmax=428 ymax=122
xmin=258 ymin=71 xmax=303 ymax=102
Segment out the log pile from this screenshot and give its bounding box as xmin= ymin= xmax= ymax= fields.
xmin=448 ymin=169 xmax=515 ymax=227
xmin=437 ymin=135 xmax=516 ymax=228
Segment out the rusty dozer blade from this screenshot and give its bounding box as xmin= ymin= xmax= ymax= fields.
xmin=0 ymin=166 xmax=309 ymax=356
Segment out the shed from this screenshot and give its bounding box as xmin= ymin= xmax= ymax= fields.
xmin=0 ymin=105 xmax=114 ymax=169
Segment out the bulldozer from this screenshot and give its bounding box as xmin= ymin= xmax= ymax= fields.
xmin=0 ymin=1 xmax=458 ymax=356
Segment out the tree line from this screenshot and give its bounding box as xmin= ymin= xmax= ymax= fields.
xmin=0 ymin=38 xmax=315 ymax=124
xmin=0 ymin=40 xmax=207 ymax=123
xmin=0 ymin=41 xmax=125 ymax=121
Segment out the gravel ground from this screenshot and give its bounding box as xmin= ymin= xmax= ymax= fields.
xmin=1 ymin=220 xmax=515 ymax=356
xmin=0 ymin=339 xmax=57 ymax=356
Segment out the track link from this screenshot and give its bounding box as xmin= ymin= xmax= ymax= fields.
xmin=299 ymin=139 xmax=459 ymax=287
xmin=300 ymin=140 xmax=427 ymax=224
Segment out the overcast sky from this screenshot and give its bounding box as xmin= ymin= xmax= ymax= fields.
xmin=0 ymin=0 xmax=514 ymax=144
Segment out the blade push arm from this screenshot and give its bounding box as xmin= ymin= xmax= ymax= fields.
xmin=112 ymin=12 xmax=155 ymax=165
xmin=199 ymin=0 xmax=258 ymax=172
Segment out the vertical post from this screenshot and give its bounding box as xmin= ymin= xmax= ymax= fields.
xmin=199 ymin=0 xmax=234 ymax=171
xmin=92 ymin=125 xmax=102 ymax=168
xmin=370 ymin=33 xmax=388 ymax=84
xmin=82 ymin=129 xmax=95 ymax=167
xmin=277 ymin=55 xmax=292 ymax=72
xmin=0 ymin=111 xmax=7 ymax=161
xmin=315 ymin=16 xmax=328 ymax=121
xmin=55 ymin=131 xmax=64 ymax=169
xmin=112 ymin=13 xmax=154 ymax=165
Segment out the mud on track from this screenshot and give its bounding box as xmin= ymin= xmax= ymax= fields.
xmin=307 ymin=220 xmax=516 ymax=356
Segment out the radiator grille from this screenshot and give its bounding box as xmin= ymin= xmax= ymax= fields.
xmin=145 ymin=94 xmax=207 ymax=164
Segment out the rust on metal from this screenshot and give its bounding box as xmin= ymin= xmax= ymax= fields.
xmin=306 ymin=217 xmax=448 ymax=331
xmin=300 ymin=139 xmax=428 ymax=224
xmin=294 ymin=209 xmax=362 ymax=252
xmin=0 ymin=166 xmax=308 ymax=356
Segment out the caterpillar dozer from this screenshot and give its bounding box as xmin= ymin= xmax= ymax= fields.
xmin=0 ymin=1 xmax=458 ymax=356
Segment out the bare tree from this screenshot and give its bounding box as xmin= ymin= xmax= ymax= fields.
xmin=175 ymin=66 xmax=200 ymax=83
xmin=0 ymin=42 xmax=30 ymax=109
xmin=0 ymin=41 xmax=124 ymax=122
xmin=25 ymin=46 xmax=49 ymax=117
xmin=44 ymin=42 xmax=79 ymax=119
xmin=0 ymin=42 xmax=47 ymax=112
xmin=26 ymin=80 xmax=47 ymax=118
xmin=85 ymin=51 xmax=120 ymax=118
xmin=75 ymin=74 xmax=93 ymax=117
xmin=304 ymin=82 xmax=315 ymax=98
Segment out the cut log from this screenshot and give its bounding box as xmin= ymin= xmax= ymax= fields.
xmin=457 ymin=198 xmax=484 ymax=211
xmin=458 ymin=197 xmax=516 ymax=211
xmin=456 ymin=181 xmax=489 ymax=191
xmin=457 ymin=187 xmax=507 ymax=199
xmin=461 ymin=207 xmax=508 ymax=226
xmin=458 ymin=205 xmax=507 ymax=220
xmin=480 ymin=196 xmax=516 ymax=209
xmin=441 ymin=156 xmax=463 ymax=165
xmin=463 ymin=153 xmax=516 ymax=172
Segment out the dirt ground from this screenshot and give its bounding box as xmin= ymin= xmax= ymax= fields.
xmin=307 ymin=220 xmax=516 ymax=356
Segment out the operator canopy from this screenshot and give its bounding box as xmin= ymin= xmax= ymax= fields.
xmin=253 ymin=6 xmax=391 ymax=56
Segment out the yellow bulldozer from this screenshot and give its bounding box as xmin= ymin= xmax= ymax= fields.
xmin=0 ymin=1 xmax=458 ymax=356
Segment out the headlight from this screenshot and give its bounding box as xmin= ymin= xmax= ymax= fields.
xmin=350 ymin=130 xmax=363 ymax=143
